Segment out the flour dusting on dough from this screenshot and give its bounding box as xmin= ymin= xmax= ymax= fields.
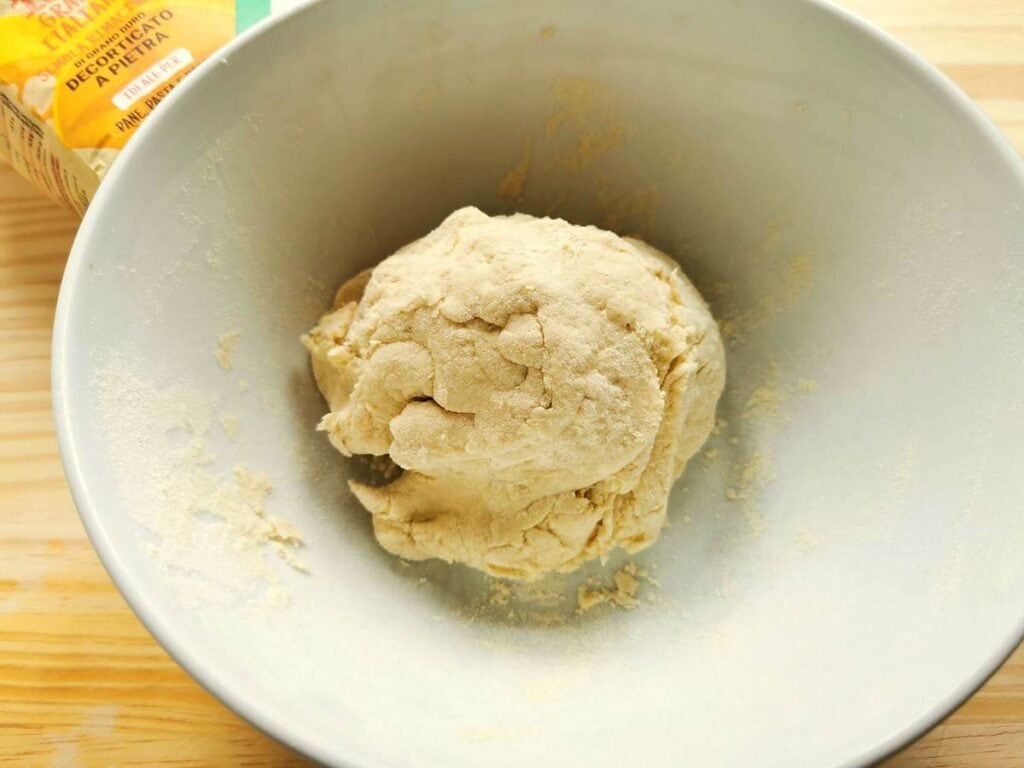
xmin=304 ymin=207 xmax=725 ymax=580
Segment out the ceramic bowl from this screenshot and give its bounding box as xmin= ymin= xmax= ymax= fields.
xmin=54 ymin=1 xmax=1024 ymax=766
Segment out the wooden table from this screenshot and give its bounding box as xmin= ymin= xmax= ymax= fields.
xmin=1 ymin=2 xmax=1023 ymax=765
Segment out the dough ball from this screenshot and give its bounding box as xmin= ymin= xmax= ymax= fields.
xmin=303 ymin=206 xmax=724 ymax=579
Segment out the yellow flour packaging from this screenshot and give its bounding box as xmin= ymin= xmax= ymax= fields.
xmin=1 ymin=0 xmax=268 ymax=214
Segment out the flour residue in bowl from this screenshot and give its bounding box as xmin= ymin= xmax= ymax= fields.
xmin=497 ymin=76 xmax=646 ymax=227
xmin=545 ymin=77 xmax=628 ymax=172
xmin=498 ymin=136 xmax=532 ymax=202
xmin=451 ymin=559 xmax=661 ymax=628
xmin=215 ymin=329 xmax=241 ymax=371
xmin=93 ymin=358 xmax=306 ymax=611
xmin=575 ymin=561 xmax=660 ymax=612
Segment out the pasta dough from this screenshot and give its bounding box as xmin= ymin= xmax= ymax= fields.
xmin=303 ymin=207 xmax=724 ymax=579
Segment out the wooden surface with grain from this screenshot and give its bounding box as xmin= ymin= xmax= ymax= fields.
xmin=2 ymin=1 xmax=1023 ymax=765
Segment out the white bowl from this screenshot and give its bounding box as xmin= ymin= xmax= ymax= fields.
xmin=53 ymin=1 xmax=1024 ymax=766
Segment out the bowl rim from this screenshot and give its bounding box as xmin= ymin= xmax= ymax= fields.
xmin=52 ymin=1 xmax=1024 ymax=766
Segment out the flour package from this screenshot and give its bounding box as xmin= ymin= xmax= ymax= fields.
xmin=0 ymin=0 xmax=282 ymax=215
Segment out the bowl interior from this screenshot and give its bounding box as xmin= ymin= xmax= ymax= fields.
xmin=56 ymin=1 xmax=1024 ymax=766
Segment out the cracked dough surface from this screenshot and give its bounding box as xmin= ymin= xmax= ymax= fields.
xmin=303 ymin=207 xmax=724 ymax=579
